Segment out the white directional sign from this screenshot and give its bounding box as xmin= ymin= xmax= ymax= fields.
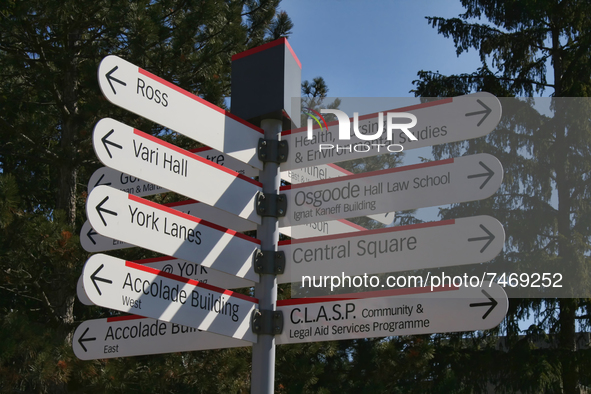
xmin=280 ymin=153 xmax=503 ymax=227
xmin=77 ymin=275 xmax=93 ymax=306
xmin=82 ymin=254 xmax=258 ymax=342
xmin=276 ymin=283 xmax=507 ymax=344
xmin=89 ymin=145 xmax=258 ymax=197
xmin=78 ymin=255 xmax=254 ymax=302
xmin=73 ymin=315 xmax=250 ymax=360
xmin=81 ymin=193 xmax=369 ymax=253
xmin=282 ymin=92 xmax=502 ymax=170
xmin=279 ymin=216 xmax=504 ymax=282
xmin=98 ymin=55 xmax=264 ymax=169
xmin=281 ymin=163 xmax=392 ymax=225
xmin=86 ymin=185 xmax=260 ymax=282
xmin=93 ymin=118 xmax=262 ymax=224
xmin=136 ymin=256 xmax=255 ymax=289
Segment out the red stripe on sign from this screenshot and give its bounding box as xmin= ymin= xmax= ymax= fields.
xmin=232 ymin=38 xmax=302 ymax=69
xmin=127 ymin=194 xmax=261 ymax=245
xmin=278 ymin=219 xmax=455 ymax=246
xmin=277 ymin=286 xmax=458 ymax=306
xmin=336 ymin=219 xmax=367 ymax=231
xmin=133 ymin=256 xmax=177 ymax=264
xmin=164 ymin=199 xmax=199 ymax=208
xmin=107 ymin=315 xmax=147 ymax=323
xmin=326 ymin=163 xmax=353 ymax=175
xmin=125 ymin=261 xmax=259 ymax=303
xmin=137 ymin=68 xmax=264 ymax=135
xmin=190 ymin=146 xmax=212 ymax=153
xmin=133 ymin=129 xmax=262 ymax=187
xmin=280 ymin=158 xmax=455 ymax=190
xmin=281 ymin=97 xmax=454 ymax=136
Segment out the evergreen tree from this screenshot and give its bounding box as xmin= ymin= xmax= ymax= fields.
xmin=0 ymin=1 xmax=291 ymax=392
xmin=412 ymin=1 xmax=591 ymax=392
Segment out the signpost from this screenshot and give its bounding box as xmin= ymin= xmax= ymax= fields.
xmin=282 ymin=92 xmax=502 ymax=171
xmin=97 ymin=55 xmax=264 ymax=170
xmin=93 ymin=118 xmax=262 ymax=224
xmin=278 ymin=216 xmax=504 ymax=283
xmin=276 ymin=283 xmax=508 ymax=344
xmin=280 ymin=153 xmax=503 ymax=227
xmin=82 ymin=254 xmax=258 ymax=342
xmin=86 ymin=185 xmax=260 ymax=282
xmin=75 ymin=42 xmax=506 ymax=394
xmin=73 ymin=315 xmax=250 ymax=360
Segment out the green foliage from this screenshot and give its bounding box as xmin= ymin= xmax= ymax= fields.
xmin=0 ymin=1 xmax=292 ymax=392
xmin=413 ymin=1 xmax=591 ymax=392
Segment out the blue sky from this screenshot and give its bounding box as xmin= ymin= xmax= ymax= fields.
xmin=280 ymin=0 xmax=482 ymax=97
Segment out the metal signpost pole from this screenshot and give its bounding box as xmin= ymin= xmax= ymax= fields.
xmin=251 ymin=119 xmax=282 ymax=394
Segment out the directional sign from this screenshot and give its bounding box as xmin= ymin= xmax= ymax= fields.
xmin=282 ymin=92 xmax=502 ymax=170
xmin=93 ymin=118 xmax=262 ymax=224
xmin=82 ymin=197 xmax=256 ymax=254
xmin=279 ymin=216 xmax=504 ymax=282
xmin=98 ymin=55 xmax=264 ymax=170
xmin=77 ymin=275 xmax=93 ymax=306
xmin=81 ymin=193 xmax=368 ymax=253
xmin=78 ymin=255 xmax=254 ymax=301
xmin=73 ymin=315 xmax=250 ymax=360
xmin=82 ymin=254 xmax=258 ymax=342
xmin=276 ymin=283 xmax=507 ymax=344
xmin=279 ymin=153 xmax=503 ymax=227
xmin=281 ymin=163 xmax=392 ymax=225
xmin=86 ymin=185 xmax=260 ymax=282
xmin=136 ymin=256 xmax=255 ymax=290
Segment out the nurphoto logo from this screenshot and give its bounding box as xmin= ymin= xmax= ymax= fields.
xmin=304 ymin=109 xmax=418 ymax=154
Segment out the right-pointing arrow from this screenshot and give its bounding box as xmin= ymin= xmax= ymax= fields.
xmin=90 ymin=264 xmax=112 ymax=296
xmin=467 ymin=161 xmax=495 ymax=189
xmin=101 ymin=129 xmax=123 ymax=159
xmin=465 ymin=99 xmax=492 ymax=127
xmin=77 ymin=327 xmax=97 ymax=352
xmin=105 ymin=65 xmax=127 ymax=95
xmin=467 ymin=224 xmax=495 ymax=253
xmin=95 ymin=196 xmax=117 ymax=226
xmin=469 ymin=289 xmax=498 ymax=319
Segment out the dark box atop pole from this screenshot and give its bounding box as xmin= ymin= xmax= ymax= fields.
xmin=231 ymin=38 xmax=301 ymax=129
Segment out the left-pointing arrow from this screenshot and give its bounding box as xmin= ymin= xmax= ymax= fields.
xmin=101 ymin=129 xmax=123 ymax=159
xmin=95 ymin=196 xmax=117 ymax=226
xmin=86 ymin=227 xmax=98 ymax=245
xmin=105 ymin=65 xmax=126 ymax=95
xmin=469 ymin=289 xmax=498 ymax=319
xmin=90 ymin=264 xmax=112 ymax=296
xmin=93 ymin=173 xmax=111 ymax=188
xmin=77 ymin=327 xmax=96 ymax=352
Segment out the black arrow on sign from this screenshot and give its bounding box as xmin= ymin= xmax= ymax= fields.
xmin=467 ymin=161 xmax=494 ymax=189
xmin=105 ymin=65 xmax=126 ymax=95
xmin=469 ymin=289 xmax=498 ymax=320
xmin=101 ymin=129 xmax=123 ymax=159
xmin=86 ymin=226 xmax=98 ymax=245
xmin=78 ymin=327 xmax=97 ymax=352
xmin=465 ymin=99 xmax=492 ymax=127
xmin=93 ymin=173 xmax=112 ymax=188
xmin=90 ymin=263 xmax=112 ymax=296
xmin=467 ymin=224 xmax=495 ymax=253
xmin=96 ymin=196 xmax=117 ymax=226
